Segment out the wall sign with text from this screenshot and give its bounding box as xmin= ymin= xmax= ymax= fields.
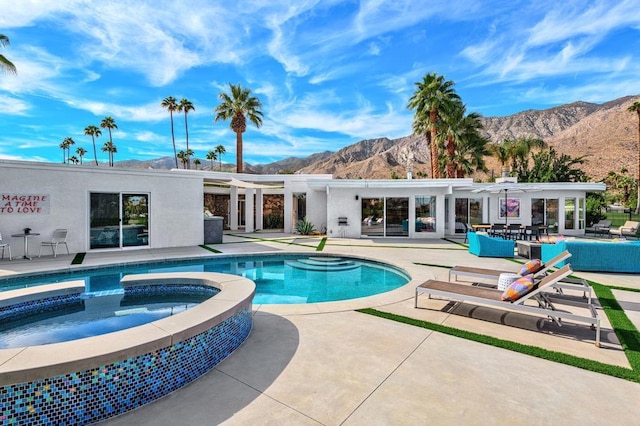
xmin=0 ymin=194 xmax=51 ymax=214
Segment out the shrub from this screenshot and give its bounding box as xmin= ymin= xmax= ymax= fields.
xmin=586 ymin=192 xmax=606 ymax=226
xmin=295 ymin=217 xmax=316 ymax=235
xmin=263 ymin=213 xmax=284 ymax=229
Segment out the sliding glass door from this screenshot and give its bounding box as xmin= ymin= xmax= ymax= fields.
xmin=361 ymin=197 xmax=408 ymax=237
xmin=90 ymin=192 xmax=149 ymax=249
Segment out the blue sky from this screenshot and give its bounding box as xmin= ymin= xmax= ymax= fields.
xmin=1 ymin=0 xmax=639 ymax=166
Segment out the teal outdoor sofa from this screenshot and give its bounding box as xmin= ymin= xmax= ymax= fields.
xmin=542 ymin=239 xmax=640 ymax=273
xmin=467 ymin=232 xmax=515 ymax=258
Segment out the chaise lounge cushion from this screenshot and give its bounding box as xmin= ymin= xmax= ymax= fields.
xmin=519 ymin=259 xmax=544 ymax=276
xmin=501 ymin=274 xmax=535 ymax=301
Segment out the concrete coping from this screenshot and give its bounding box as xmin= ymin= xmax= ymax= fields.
xmin=0 ymin=281 xmax=85 ymax=309
xmin=0 ymin=272 xmax=255 ymax=385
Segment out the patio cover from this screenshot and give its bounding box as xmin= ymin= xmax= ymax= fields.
xmin=204 ymin=178 xmax=283 ymax=189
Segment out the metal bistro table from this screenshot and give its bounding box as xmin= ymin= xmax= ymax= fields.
xmin=11 ymin=232 xmax=41 ymax=260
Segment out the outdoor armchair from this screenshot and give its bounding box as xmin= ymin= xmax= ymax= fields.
xmin=609 ymin=220 xmax=639 ymax=239
xmin=591 ymin=219 xmax=611 ymax=236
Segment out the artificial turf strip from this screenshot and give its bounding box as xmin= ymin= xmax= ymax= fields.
xmin=199 ymin=244 xmax=222 ymax=253
xmin=358 ymin=308 xmax=640 ymax=383
xmin=316 ymin=237 xmax=327 ymax=251
xmin=71 ymin=253 xmax=85 ymax=264
xmin=590 ymin=281 xmax=640 ymax=372
xmin=226 ymin=234 xmax=319 ymax=249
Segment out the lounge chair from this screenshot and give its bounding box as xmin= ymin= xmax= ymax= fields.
xmin=447 ymin=250 xmax=591 ymax=302
xmin=609 ymin=220 xmax=639 ymax=239
xmin=415 ymin=265 xmax=601 ymax=346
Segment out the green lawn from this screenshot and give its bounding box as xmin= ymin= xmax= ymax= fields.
xmin=606 ymin=211 xmax=640 ymax=227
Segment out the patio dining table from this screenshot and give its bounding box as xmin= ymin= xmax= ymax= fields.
xmin=11 ymin=232 xmax=40 ymax=260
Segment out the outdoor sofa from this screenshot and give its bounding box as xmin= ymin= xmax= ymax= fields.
xmin=467 ymin=231 xmax=514 ymax=257
xmin=542 ymin=239 xmax=640 ymax=273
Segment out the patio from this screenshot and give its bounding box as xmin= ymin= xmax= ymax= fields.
xmin=0 ymin=234 xmax=639 ymax=424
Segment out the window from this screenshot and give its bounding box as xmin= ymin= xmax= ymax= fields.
xmin=90 ymin=192 xmax=149 ymax=249
xmin=360 ymin=197 xmax=409 ymax=237
xmin=415 ymin=196 xmax=436 ymax=232
xmin=532 ymin=198 xmax=559 ymax=231
xmin=565 ymin=198 xmax=575 ymax=230
xmin=455 ymin=198 xmax=483 ymax=233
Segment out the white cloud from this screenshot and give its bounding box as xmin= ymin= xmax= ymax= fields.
xmin=0 ymin=95 xmax=29 ymax=114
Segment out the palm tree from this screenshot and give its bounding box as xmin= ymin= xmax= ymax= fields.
xmin=100 ymin=116 xmax=118 ymax=164
xmin=101 ymin=141 xmax=117 ymax=166
xmin=161 ymin=96 xmax=179 ymax=168
xmin=214 ymin=84 xmax=263 ymax=173
xmin=206 ymin=150 xmax=217 ymax=170
xmin=84 ymin=125 xmax=102 ymax=166
xmin=193 ymin=158 xmax=201 ymax=170
xmin=0 ymin=34 xmax=16 ymax=74
xmin=490 ymin=141 xmax=512 ymax=177
xmin=178 ymin=98 xmax=195 ymax=169
xmin=628 ymin=101 xmax=640 ymax=213
xmin=177 ymin=150 xmax=188 ymax=168
xmin=59 ymin=140 xmax=69 ymax=164
xmin=59 ymin=137 xmax=75 ymax=164
xmin=407 ymin=72 xmax=459 ymax=178
xmin=75 ymin=147 xmax=87 ymax=165
xmin=436 ymin=100 xmax=488 ymax=178
xmin=215 ymin=144 xmax=226 ymax=170
xmin=68 ymin=155 xmax=79 ymax=165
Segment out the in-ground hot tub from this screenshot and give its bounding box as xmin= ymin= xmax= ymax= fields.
xmin=0 ymin=272 xmax=255 ymax=424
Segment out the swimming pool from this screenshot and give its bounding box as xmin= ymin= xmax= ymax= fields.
xmin=0 ymin=285 xmax=215 ymax=349
xmin=0 ymin=254 xmax=410 ymax=304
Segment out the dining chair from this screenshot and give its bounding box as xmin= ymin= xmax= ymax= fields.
xmin=506 ymin=223 xmax=522 ymax=240
xmin=490 ymin=223 xmax=505 ymax=238
xmin=38 ymin=228 xmax=70 ymax=257
xmin=0 ymin=232 xmax=11 ymax=260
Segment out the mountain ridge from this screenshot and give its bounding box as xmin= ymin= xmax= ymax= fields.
xmin=114 ymin=95 xmax=639 ymax=181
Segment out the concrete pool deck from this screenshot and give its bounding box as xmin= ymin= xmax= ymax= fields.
xmin=1 ymin=234 xmax=639 ymax=424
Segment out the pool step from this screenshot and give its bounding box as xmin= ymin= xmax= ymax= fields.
xmin=285 ymin=257 xmax=360 ymax=272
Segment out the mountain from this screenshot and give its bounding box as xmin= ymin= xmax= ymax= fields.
xmin=113 ymin=95 xmax=639 ymax=181
xmin=299 ymin=95 xmax=640 ymax=181
xmin=243 ymin=151 xmax=334 ymax=174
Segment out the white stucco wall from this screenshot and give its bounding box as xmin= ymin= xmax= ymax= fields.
xmin=323 ymin=184 xmax=453 ymax=239
xmin=0 ymin=161 xmax=204 ymax=256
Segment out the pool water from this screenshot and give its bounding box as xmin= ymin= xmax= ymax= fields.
xmin=0 ymin=292 xmax=205 ymax=349
xmin=0 ymin=255 xmax=409 ymax=305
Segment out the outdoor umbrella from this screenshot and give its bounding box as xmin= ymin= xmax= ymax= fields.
xmin=471 ymin=183 xmax=541 ymax=227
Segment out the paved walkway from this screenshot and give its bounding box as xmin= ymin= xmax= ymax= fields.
xmin=1 ymin=234 xmax=639 ymax=424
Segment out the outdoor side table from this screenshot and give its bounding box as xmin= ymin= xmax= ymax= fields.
xmin=11 ymin=232 xmax=40 ymax=260
xmin=498 ymin=272 xmax=520 ymax=291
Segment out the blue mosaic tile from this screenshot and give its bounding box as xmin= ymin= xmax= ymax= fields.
xmin=0 ymin=301 xmax=252 ymax=425
xmin=0 ymin=294 xmax=83 ymax=325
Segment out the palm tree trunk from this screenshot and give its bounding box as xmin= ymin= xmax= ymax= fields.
xmin=170 ymin=111 xmax=177 ymax=168
xmin=236 ymin=132 xmax=243 ymax=173
xmin=446 ymin=135 xmax=456 ymax=178
xmin=184 ymin=113 xmax=190 ymax=170
xmin=637 ymin=111 xmax=640 ymax=214
xmin=429 ymin=109 xmax=439 ymax=178
xmin=92 ymin=137 xmax=98 ymax=166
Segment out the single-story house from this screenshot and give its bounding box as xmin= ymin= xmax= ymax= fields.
xmin=0 ymin=160 xmax=605 ymax=257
